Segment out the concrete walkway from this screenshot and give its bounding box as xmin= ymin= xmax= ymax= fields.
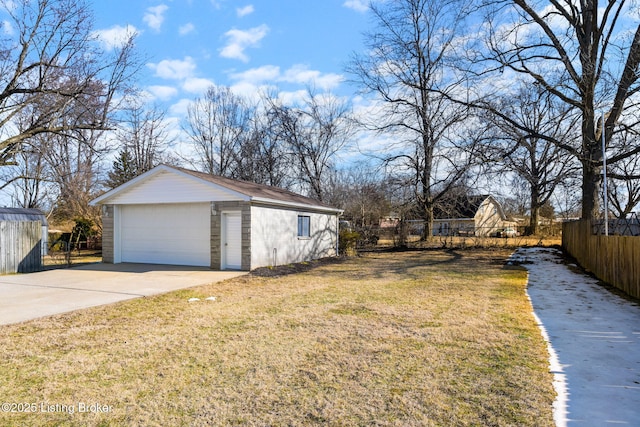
xmin=510 ymin=247 xmax=640 ymax=426
xmin=0 ymin=263 xmax=246 ymax=325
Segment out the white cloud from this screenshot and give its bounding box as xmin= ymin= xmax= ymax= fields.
xmin=281 ymin=64 xmax=344 ymax=90
xmin=147 ymin=85 xmax=179 ymax=100
xmin=229 ymin=81 xmax=276 ymax=102
xmin=183 ymin=77 xmax=215 ymax=94
xmin=237 ymin=5 xmax=255 ymax=17
xmin=2 ymin=1 xmax=16 ymax=11
xmin=229 ymin=65 xmax=281 ymax=83
xmin=93 ymin=25 xmax=139 ymax=50
xmin=277 ymin=89 xmax=309 ymax=106
xmin=281 ymin=65 xmax=321 ymax=84
xmin=144 ymin=4 xmax=169 ymax=31
xmin=169 ymin=98 xmax=193 ymax=116
xmin=343 ymin=0 xmax=369 ymax=13
xmin=228 ymin=64 xmax=344 ymax=92
xmin=1 ymin=20 xmax=14 ymax=35
xmin=148 ymin=57 xmax=197 ymax=80
xmin=124 ymin=91 xmax=155 ymax=106
xmin=146 ymin=58 xmax=213 ymax=100
xmin=220 ymin=24 xmax=269 ymax=62
xmin=179 ymin=23 xmax=195 ymax=35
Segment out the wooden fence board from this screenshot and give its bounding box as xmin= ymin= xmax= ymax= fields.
xmin=563 ymin=220 xmax=640 ymax=299
xmin=0 ymin=221 xmax=42 ymax=274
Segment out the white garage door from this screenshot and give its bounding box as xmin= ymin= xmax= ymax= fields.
xmin=120 ymin=203 xmax=211 ymax=266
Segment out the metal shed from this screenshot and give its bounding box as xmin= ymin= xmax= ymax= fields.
xmin=0 ymin=208 xmax=48 ymax=274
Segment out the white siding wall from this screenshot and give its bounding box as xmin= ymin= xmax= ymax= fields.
xmin=474 ymin=198 xmax=504 ymax=236
xmin=433 ymin=219 xmax=475 ymax=236
xmin=107 ymin=170 xmax=245 ymax=204
xmin=250 ymin=205 xmax=337 ymax=268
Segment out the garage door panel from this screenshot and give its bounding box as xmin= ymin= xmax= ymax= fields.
xmin=120 ymin=203 xmax=210 ymax=266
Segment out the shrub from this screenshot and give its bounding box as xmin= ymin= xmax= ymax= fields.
xmin=70 ymin=217 xmax=96 ymax=249
xmin=339 ymin=230 xmax=360 ymax=256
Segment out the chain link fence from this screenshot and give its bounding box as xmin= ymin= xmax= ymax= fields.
xmin=352 ymin=221 xmax=562 ymax=250
xmin=591 ymin=212 xmax=640 ymax=236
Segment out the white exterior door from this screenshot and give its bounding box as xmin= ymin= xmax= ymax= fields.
xmin=222 ymin=211 xmax=242 ymax=270
xmin=119 ymin=203 xmax=210 ymax=266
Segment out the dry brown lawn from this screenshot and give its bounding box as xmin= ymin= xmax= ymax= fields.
xmin=43 ymin=250 xmax=102 ymax=268
xmin=0 ymin=249 xmax=555 ymax=426
xmin=378 ymin=235 xmax=562 ymax=249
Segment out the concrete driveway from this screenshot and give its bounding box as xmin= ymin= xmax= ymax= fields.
xmin=0 ymin=263 xmax=246 ymax=326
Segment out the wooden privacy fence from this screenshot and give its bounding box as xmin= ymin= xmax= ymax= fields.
xmin=0 ymin=221 xmax=43 ymax=274
xmin=563 ymin=220 xmax=640 ymax=299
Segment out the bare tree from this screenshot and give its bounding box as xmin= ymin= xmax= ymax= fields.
xmin=2 ymin=77 xmax=116 ymax=223
xmin=107 ymin=100 xmax=172 ymax=187
xmin=1 ymin=85 xmax=108 ymax=214
xmin=43 ymin=128 xmax=106 ymax=223
xmin=231 ymin=108 xmax=292 ymax=188
xmin=325 ymin=163 xmax=390 ymax=228
xmin=184 ymin=86 xmax=253 ymax=177
xmin=553 ymin=175 xmax=584 ymax=219
xmin=266 ymin=88 xmax=354 ymax=201
xmin=479 ymin=84 xmax=580 ymax=234
xmin=0 ymin=143 xmax=53 ymax=209
xmin=348 ymin=0 xmax=477 ymax=239
xmin=106 ymin=101 xmax=172 ymax=189
xmin=607 ymin=139 xmax=640 ymax=218
xmin=0 ymin=0 xmax=137 ymax=168
xmin=182 ymin=87 xmax=298 ymax=189
xmin=608 ymin=164 xmax=640 ymax=218
xmin=474 ymin=0 xmax=640 ymax=220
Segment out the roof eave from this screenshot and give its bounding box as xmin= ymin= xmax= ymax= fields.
xmin=434 ymin=217 xmax=474 ymax=221
xmin=90 ymin=165 xmax=170 ymax=206
xmin=90 ymin=165 xmax=251 ymax=206
xmin=251 ymin=196 xmax=343 ymax=214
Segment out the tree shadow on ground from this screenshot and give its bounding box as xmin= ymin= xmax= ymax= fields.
xmin=251 ymin=247 xmax=511 ymax=281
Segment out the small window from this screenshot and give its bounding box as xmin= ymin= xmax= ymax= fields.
xmin=297 ymin=215 xmax=310 ymax=237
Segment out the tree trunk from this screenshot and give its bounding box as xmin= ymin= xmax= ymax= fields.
xmin=580 ymin=104 xmax=603 ymax=220
xmin=421 ymin=202 xmax=434 ymax=241
xmin=529 ymin=187 xmax=540 ymax=235
xmin=581 ymin=160 xmax=602 ymax=220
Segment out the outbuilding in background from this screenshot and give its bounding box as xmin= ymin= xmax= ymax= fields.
xmin=0 ymin=207 xmax=48 ymax=274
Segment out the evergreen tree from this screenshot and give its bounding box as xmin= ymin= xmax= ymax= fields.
xmin=107 ymin=149 xmax=137 ymax=189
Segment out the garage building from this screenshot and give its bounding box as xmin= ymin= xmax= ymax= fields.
xmin=90 ymin=165 xmax=342 ymax=270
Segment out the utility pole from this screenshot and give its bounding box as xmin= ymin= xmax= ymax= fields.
xmin=602 ymin=110 xmax=608 ymax=236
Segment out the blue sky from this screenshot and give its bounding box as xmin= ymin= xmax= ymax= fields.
xmin=0 ymin=0 xmax=375 ymax=206
xmin=92 ymin=0 xmax=372 ymax=116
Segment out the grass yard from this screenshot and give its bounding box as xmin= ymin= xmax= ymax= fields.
xmin=0 ymin=249 xmax=555 ymax=426
xmin=43 ymin=250 xmax=102 ymax=268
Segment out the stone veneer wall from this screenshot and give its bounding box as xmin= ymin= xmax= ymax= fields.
xmin=210 ymin=201 xmax=251 ymax=270
xmin=101 ymin=205 xmax=115 ymax=263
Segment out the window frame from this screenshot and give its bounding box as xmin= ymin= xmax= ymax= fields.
xmin=297 ymin=215 xmax=311 ymax=238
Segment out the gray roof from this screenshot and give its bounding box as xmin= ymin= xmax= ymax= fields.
xmin=90 ymin=164 xmax=342 ymax=214
xmin=0 ymin=208 xmax=48 ymax=225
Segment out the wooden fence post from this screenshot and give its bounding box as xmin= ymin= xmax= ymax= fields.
xmin=563 ymin=219 xmax=640 ymax=299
